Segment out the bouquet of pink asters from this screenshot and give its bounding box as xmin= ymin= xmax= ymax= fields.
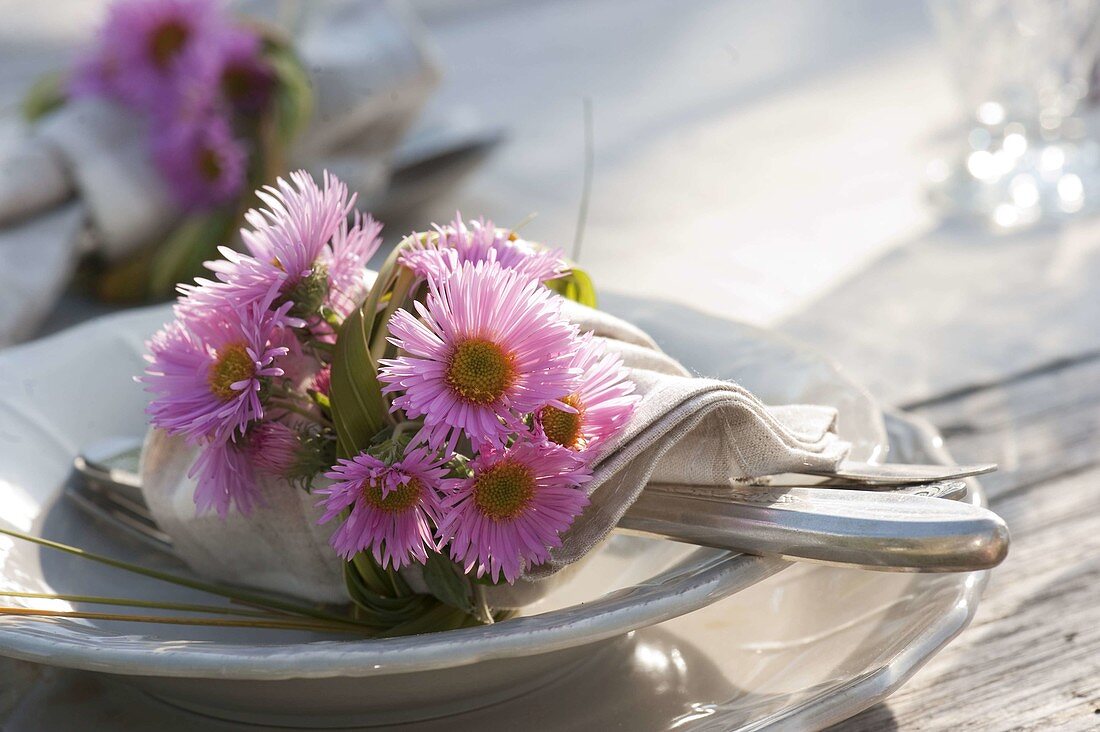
xmin=25 ymin=0 xmax=311 ymax=301
xmin=141 ymin=170 xmax=637 ymax=632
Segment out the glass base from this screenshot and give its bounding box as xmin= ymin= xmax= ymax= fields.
xmin=928 ymin=134 xmax=1100 ymax=230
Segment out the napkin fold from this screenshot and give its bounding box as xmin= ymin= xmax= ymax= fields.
xmin=0 ymin=0 xmax=439 ymax=346
xmin=549 ymin=301 xmax=849 ymax=573
xmin=139 ymin=299 xmax=850 ymax=607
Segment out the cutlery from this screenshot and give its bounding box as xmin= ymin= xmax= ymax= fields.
xmin=799 ymin=460 xmax=997 ymax=485
xmin=620 ymin=482 xmax=1008 ymax=572
xmin=71 ymin=440 xmax=1006 ymax=572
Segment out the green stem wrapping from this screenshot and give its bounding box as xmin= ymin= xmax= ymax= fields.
xmin=350 ymin=550 xmax=398 ymax=598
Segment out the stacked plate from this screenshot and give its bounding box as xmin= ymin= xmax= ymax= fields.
xmin=0 ymin=303 xmax=990 ymax=730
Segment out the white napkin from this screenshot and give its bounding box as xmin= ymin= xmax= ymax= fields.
xmin=138 ymin=301 xmax=850 ymax=607
xmin=141 ymin=431 xmax=348 ymax=604
xmin=540 ymin=300 xmax=849 ymax=573
xmin=0 ymin=0 xmax=439 ymax=346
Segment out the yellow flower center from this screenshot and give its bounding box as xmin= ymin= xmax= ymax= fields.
xmin=539 ymin=394 xmax=585 ymax=449
xmin=208 ymin=343 xmax=255 ymax=401
xmin=149 ymin=21 xmax=190 ymax=68
xmin=197 ymin=146 xmax=223 ymax=182
xmin=362 ymin=477 xmax=423 ymax=513
xmin=473 ymin=460 xmax=535 ymax=521
xmin=445 ymin=338 xmax=515 ymax=405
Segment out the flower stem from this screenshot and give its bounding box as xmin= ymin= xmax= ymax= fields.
xmin=269 ymin=399 xmax=329 ymax=426
xmin=0 ymin=527 xmax=370 ymax=629
xmin=0 ymin=606 xmax=372 ymax=635
xmin=320 ymin=307 xmax=343 ymax=329
xmin=0 ymin=591 xmax=281 ymax=618
xmin=472 ymin=584 xmax=494 ymax=625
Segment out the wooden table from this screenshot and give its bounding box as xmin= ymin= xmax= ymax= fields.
xmin=830 ymin=359 xmax=1100 ymax=730
xmin=4 ymin=1 xmax=1099 ymax=728
xmin=787 ymin=251 xmax=1100 ymax=730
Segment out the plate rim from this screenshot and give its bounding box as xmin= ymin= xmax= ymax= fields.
xmin=0 ymin=546 xmax=791 ymax=680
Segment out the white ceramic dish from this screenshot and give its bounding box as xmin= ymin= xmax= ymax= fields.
xmin=0 ymin=301 xmax=987 ymax=730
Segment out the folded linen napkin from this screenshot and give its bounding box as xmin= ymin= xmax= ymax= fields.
xmin=139 ymin=298 xmax=850 ymax=606
xmin=0 ymin=0 xmax=439 ymax=347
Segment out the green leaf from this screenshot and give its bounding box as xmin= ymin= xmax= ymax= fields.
xmin=330 ymin=237 xmax=421 ymax=459
xmin=370 ymin=266 xmax=419 ymax=361
xmin=378 ymin=603 xmax=479 ymax=638
xmin=23 ymin=72 xmax=66 ymax=123
xmin=421 ymin=554 xmax=475 ymax=614
xmin=330 ymin=307 xmax=390 ymax=459
xmin=547 ymin=266 xmax=598 ymax=308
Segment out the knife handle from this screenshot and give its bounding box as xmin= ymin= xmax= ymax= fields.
xmin=618 ymin=484 xmax=1009 ymax=572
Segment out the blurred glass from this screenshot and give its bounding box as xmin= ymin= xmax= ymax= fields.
xmin=928 ymin=0 xmax=1100 ymax=228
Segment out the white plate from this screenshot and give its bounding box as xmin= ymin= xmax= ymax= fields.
xmin=0 ymin=301 xmax=986 ymax=730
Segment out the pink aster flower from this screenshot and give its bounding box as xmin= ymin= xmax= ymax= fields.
xmin=400 ymin=214 xmax=568 ymax=284
xmin=142 ymin=289 xmax=297 ymax=442
xmin=325 ymin=212 xmax=385 ymax=318
xmin=317 ymin=447 xmax=449 ymax=568
xmin=152 ymin=115 xmax=247 ymax=210
xmin=535 ymin=332 xmax=639 ymax=454
xmin=438 ymin=439 xmax=592 ymax=583
xmin=194 ymin=171 xmax=381 ymax=322
xmin=75 ymin=0 xmax=225 ymax=111
xmin=378 ymin=260 xmax=580 ymax=453
xmin=246 ymin=421 xmax=301 ymax=477
xmin=189 ymin=437 xmax=261 ymax=517
xmin=239 ymin=171 xmax=354 ymax=287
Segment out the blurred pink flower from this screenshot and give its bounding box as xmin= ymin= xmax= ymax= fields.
xmin=189 ymin=438 xmax=261 ymax=517
xmin=247 ymin=421 xmax=301 ymax=477
xmin=213 ymin=27 xmax=274 ymax=116
xmin=71 ymin=0 xmax=224 ymax=111
xmin=152 ymin=114 xmax=247 ymax=210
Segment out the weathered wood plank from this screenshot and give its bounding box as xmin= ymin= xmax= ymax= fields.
xmin=834 ymin=466 xmax=1100 ymax=730
xmin=832 ymin=354 xmax=1100 ymax=731
xmin=779 ymin=217 xmax=1100 ymax=409
xmin=908 ymin=352 xmax=1100 ymax=507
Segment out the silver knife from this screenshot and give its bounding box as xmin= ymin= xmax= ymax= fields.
xmin=620 ymin=482 xmax=1008 ymax=572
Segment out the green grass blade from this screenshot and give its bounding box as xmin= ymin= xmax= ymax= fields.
xmin=0 ymin=527 xmax=370 ymax=629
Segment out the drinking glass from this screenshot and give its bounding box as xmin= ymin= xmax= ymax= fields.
xmin=928 ymin=0 xmax=1100 ymax=228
